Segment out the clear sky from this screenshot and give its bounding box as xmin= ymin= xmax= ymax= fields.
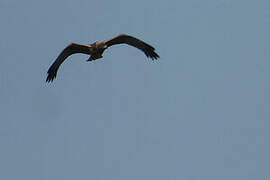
xmin=1 ymin=0 xmax=270 ymax=179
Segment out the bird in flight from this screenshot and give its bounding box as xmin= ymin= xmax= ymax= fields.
xmin=46 ymin=34 xmax=160 ymax=82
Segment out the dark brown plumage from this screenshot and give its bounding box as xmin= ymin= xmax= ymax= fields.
xmin=46 ymin=34 xmax=159 ymax=82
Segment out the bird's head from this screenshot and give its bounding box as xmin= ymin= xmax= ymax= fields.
xmin=95 ymin=41 xmax=107 ymax=49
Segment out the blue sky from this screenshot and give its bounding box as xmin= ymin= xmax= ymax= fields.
xmin=1 ymin=0 xmax=270 ymax=179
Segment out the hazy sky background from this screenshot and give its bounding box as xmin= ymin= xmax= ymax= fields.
xmin=1 ymin=0 xmax=270 ymax=179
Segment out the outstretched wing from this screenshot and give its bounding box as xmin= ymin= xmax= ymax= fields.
xmin=46 ymin=43 xmax=90 ymax=82
xmin=104 ymin=34 xmax=159 ymax=60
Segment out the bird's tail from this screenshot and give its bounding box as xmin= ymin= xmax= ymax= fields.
xmin=87 ymin=54 xmax=103 ymax=61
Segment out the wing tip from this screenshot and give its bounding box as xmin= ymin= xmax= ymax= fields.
xmin=143 ymin=46 xmax=160 ymax=60
xmin=46 ymin=73 xmax=56 ymax=83
xmin=149 ymin=53 xmax=160 ymax=60
xmin=46 ymin=66 xmax=58 ymax=83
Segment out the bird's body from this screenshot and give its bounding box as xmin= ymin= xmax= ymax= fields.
xmin=87 ymin=41 xmax=107 ymax=61
xmin=46 ymin=34 xmax=159 ymax=82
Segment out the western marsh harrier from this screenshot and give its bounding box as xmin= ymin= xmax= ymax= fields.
xmin=46 ymin=34 xmax=159 ymax=82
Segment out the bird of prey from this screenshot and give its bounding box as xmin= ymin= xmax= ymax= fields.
xmin=46 ymin=34 xmax=159 ymax=82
